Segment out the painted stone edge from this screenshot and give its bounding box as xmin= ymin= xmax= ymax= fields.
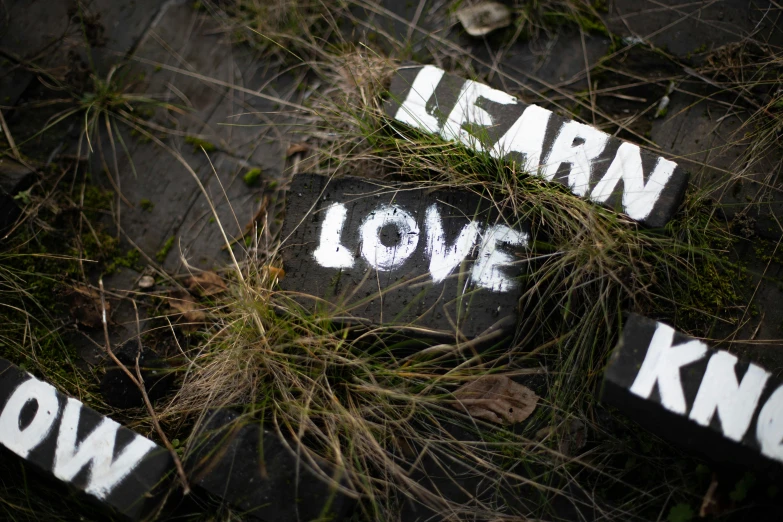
xmin=0 ymin=358 xmax=175 ymax=520
xmin=600 ymin=314 xmax=783 ymax=471
xmin=382 ymin=63 xmax=690 ymax=229
xmin=278 ymin=172 xmax=526 ymax=340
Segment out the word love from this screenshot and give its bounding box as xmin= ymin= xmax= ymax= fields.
xmin=313 ymin=202 xmax=525 ymax=292
xmin=280 ymin=174 xmax=529 ymax=338
xmin=384 ymin=65 xmax=688 ymax=228
xmin=0 ymin=359 xmax=172 ymax=520
xmin=602 ymin=315 xmax=783 ymax=468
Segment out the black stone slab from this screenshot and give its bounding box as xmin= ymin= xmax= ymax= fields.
xmin=279 ymin=173 xmax=532 ymax=339
xmin=100 ymin=345 xmax=173 ymax=409
xmin=187 ymin=409 xmax=354 ymax=522
xmin=601 ymin=314 xmax=783 ymax=470
xmin=0 ymin=358 xmax=174 ymax=520
xmin=384 ymin=64 xmax=689 ymax=228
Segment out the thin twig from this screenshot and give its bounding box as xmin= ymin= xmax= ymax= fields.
xmin=97 ymin=277 xmax=190 ymax=494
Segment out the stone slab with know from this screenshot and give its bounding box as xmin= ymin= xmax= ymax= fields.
xmin=187 ymin=409 xmax=354 ymax=522
xmin=279 ymin=173 xmax=531 ymax=339
xmin=384 ymin=65 xmax=689 ymax=228
xmin=601 ymin=314 xmax=783 ymax=470
xmin=0 ymin=358 xmax=174 ymax=520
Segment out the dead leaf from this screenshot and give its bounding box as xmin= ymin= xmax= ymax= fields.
xmin=169 ymin=292 xmax=206 ymax=331
xmin=286 ymin=143 xmax=309 ymax=157
xmin=557 ymin=419 xmax=586 ymax=457
xmin=456 ymin=1 xmax=512 ymax=37
xmin=184 ymin=271 xmax=226 ymax=296
xmin=263 ymin=265 xmax=285 ymax=282
xmin=451 ymin=375 xmax=538 ymax=425
xmin=69 ymin=284 xmax=109 ymax=328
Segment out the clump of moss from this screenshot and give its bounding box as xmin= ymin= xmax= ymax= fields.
xmin=106 ymin=248 xmax=142 ymax=274
xmin=156 ymin=235 xmax=176 ymax=263
xmin=185 ymin=135 xmax=216 ymax=153
xmin=139 ymin=198 xmax=154 ymax=212
xmin=243 ymin=168 xmax=262 ymax=186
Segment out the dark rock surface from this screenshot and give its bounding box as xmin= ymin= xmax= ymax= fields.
xmin=0 ymin=158 xmax=35 ymax=237
xmin=100 ymin=344 xmax=173 ymax=409
xmin=187 ymin=409 xmax=355 ymax=522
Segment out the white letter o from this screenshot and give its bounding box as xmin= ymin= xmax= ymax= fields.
xmin=0 ymin=378 xmax=60 ymax=458
xmin=758 ymin=384 xmax=783 ymax=463
xmin=360 ymin=205 xmax=419 ymax=271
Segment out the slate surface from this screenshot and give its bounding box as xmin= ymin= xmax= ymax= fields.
xmin=0 ymin=358 xmax=174 ymax=520
xmin=279 ymin=173 xmax=531 ymax=339
xmin=384 ymin=64 xmax=689 ymax=228
xmin=0 ymin=158 xmax=35 ymax=237
xmin=602 ymin=314 xmax=783 ymax=470
xmin=187 ymin=409 xmax=354 ymax=522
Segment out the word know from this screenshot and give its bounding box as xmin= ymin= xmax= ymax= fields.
xmin=385 ymin=65 xmax=689 ymax=228
xmin=602 ymin=314 xmax=783 ymax=468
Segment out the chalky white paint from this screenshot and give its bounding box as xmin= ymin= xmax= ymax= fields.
xmin=688 ymin=352 xmax=770 ymax=442
xmin=541 ymin=120 xmax=609 ymax=196
xmin=471 ymin=224 xmax=528 ymax=292
xmin=391 ymin=67 xmax=683 ymax=224
xmin=360 ymin=205 xmax=420 ymax=271
xmin=312 ymin=203 xmax=354 ymax=269
xmin=0 ymin=378 xmax=59 ymax=458
xmin=590 ymin=143 xmax=678 ymax=221
xmin=489 ymin=104 xmax=551 ymax=175
xmin=54 ymin=398 xmax=155 ymax=499
xmin=629 ymin=323 xmax=708 ymax=414
xmin=425 ymin=204 xmax=480 ymax=284
xmin=757 ymin=384 xmax=783 ymax=463
xmin=394 ymin=65 xmax=445 ymax=134
xmin=440 ymin=79 xmax=517 ymax=148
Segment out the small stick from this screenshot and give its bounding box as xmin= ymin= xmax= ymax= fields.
xmin=0 ymin=109 xmax=22 ymax=162
xmin=98 ymin=277 xmax=191 ymax=494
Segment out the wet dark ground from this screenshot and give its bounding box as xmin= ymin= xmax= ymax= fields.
xmin=2 ymin=0 xmax=783 ymax=520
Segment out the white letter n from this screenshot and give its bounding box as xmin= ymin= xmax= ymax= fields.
xmin=689 ymin=352 xmax=769 ymax=441
xmin=629 ymin=322 xmax=707 ymax=415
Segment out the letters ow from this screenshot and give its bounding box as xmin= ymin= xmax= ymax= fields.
xmin=0 ymin=378 xmax=154 ymax=500
xmin=395 ymin=65 xmax=678 ymax=222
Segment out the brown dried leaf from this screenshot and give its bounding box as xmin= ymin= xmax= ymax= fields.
xmin=169 ymin=292 xmax=206 ymax=331
xmin=451 ymin=375 xmax=538 ymax=425
xmin=456 ymin=1 xmax=512 ymax=37
xmin=69 ymin=284 xmax=109 ymax=328
xmin=286 ymin=143 xmax=309 ymax=157
xmin=557 ymin=419 xmax=586 ymax=457
xmin=263 ymin=265 xmax=285 ymax=282
xmin=184 ymin=271 xmax=226 ymax=297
